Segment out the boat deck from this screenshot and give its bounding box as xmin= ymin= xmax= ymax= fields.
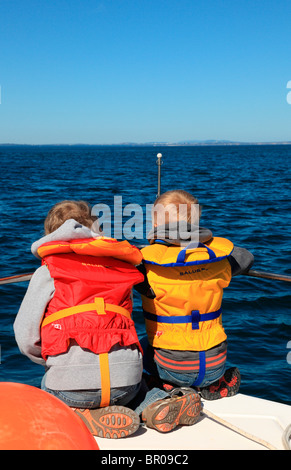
xmin=96 ymin=394 xmax=291 ymax=451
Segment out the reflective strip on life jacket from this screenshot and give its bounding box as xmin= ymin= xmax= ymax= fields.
xmin=41 ymin=297 xmax=131 ymax=408
xmin=143 ymin=308 xmax=222 ymax=330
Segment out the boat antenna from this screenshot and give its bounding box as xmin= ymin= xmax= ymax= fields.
xmin=156 ymin=153 xmax=163 ymax=197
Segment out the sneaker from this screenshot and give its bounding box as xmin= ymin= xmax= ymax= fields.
xmin=199 ymin=367 xmax=241 ymax=400
xmin=74 ymin=405 xmax=140 ymax=439
xmin=142 ymin=388 xmax=201 ymax=433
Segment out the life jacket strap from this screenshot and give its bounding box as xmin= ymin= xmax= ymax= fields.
xmin=143 ymin=308 xmax=222 ymax=330
xmin=176 ymin=242 xmax=216 ymax=264
xmin=97 ymin=298 xmax=111 ymax=407
xmin=99 ymin=352 xmax=111 ymax=407
xmin=41 ymin=297 xmax=131 ymax=408
xmin=41 ymin=299 xmax=131 ymax=327
xmin=192 ymin=351 xmax=206 ymax=386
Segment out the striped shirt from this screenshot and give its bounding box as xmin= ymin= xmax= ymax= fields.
xmin=153 ymin=341 xmax=227 ymax=373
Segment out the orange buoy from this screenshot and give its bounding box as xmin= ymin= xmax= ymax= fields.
xmin=0 ymin=382 xmax=99 ymax=450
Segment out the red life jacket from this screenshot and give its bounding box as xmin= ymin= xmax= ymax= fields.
xmin=39 ymin=237 xmax=144 ymax=362
xmin=38 ymin=237 xmax=144 ymax=407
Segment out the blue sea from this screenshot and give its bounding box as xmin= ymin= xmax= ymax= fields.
xmin=0 ymin=144 xmax=290 ymax=406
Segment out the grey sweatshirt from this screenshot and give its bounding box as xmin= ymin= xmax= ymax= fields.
xmin=13 ymin=219 xmax=143 ymax=391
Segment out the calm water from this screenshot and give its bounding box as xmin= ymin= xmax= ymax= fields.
xmin=0 ymin=144 xmax=290 ymax=406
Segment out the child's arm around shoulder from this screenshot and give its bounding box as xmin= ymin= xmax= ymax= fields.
xmin=134 ymin=261 xmax=156 ymax=298
xmin=13 ymin=264 xmax=55 ymax=365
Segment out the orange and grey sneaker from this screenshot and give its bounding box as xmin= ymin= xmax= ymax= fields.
xmin=74 ymin=405 xmax=140 ymax=439
xmin=141 ymin=388 xmax=201 ymax=433
xmin=199 ymin=367 xmax=241 ymax=400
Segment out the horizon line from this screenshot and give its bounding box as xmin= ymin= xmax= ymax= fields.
xmin=1 ymin=140 xmax=291 ymax=147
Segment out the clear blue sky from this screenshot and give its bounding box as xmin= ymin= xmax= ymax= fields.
xmin=1 ymin=0 xmax=291 ymax=144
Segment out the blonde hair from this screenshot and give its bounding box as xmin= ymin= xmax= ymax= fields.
xmin=44 ymin=200 xmax=97 ymax=235
xmin=153 ymin=190 xmax=201 ymax=226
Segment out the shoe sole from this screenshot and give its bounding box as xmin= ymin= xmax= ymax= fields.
xmin=200 ymin=367 xmax=241 ymax=400
xmin=74 ymin=406 xmax=140 ymax=439
xmin=144 ymin=392 xmax=201 ymax=433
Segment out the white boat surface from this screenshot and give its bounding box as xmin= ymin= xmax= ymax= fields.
xmin=96 ymin=393 xmax=291 ymax=451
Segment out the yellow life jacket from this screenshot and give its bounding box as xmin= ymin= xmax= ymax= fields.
xmin=141 ymin=237 xmax=233 ymax=353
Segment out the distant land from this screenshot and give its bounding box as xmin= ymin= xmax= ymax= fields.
xmin=1 ymin=140 xmax=291 ymax=147
xmin=117 ymin=140 xmax=291 ymax=147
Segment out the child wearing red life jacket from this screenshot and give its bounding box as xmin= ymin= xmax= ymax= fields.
xmin=140 ymin=190 xmax=254 ymax=401
xmin=14 ymin=200 xmax=148 ymax=439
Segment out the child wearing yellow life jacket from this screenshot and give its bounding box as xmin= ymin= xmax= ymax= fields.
xmin=140 ymin=190 xmax=254 ymax=400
